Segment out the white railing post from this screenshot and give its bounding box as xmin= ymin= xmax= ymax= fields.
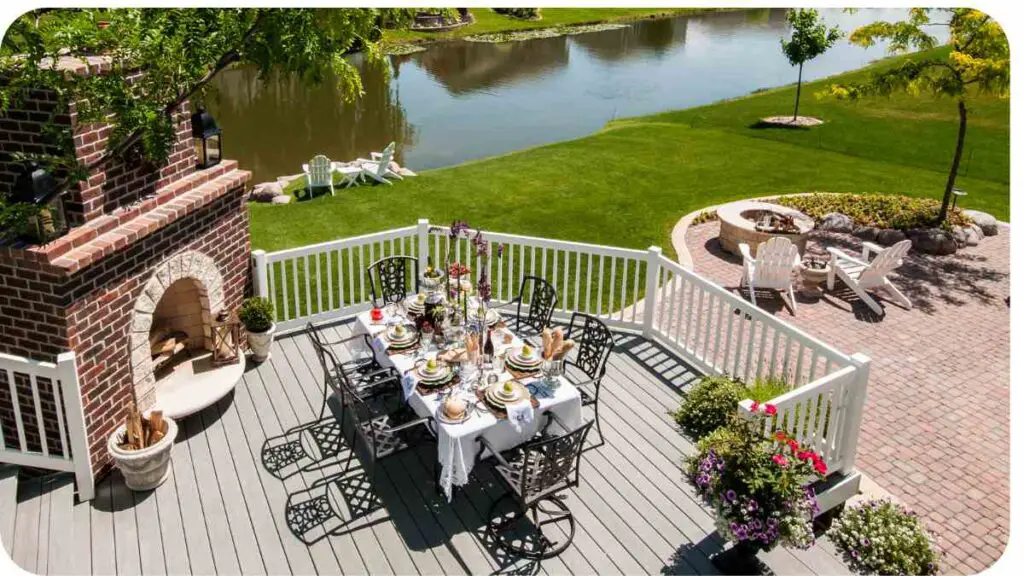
xmin=252 ymin=249 xmax=268 ymax=298
xmin=56 ymin=352 xmax=94 ymax=501
xmin=641 ymin=246 xmax=663 ymax=337
xmin=839 ymin=352 xmax=871 ymax=475
xmin=417 ymin=218 xmax=430 ymax=273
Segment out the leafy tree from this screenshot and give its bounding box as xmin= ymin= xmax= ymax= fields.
xmin=827 ymin=8 xmax=1008 ymax=223
xmin=0 ymin=8 xmax=413 ymax=239
xmin=780 ymin=9 xmax=841 ymax=121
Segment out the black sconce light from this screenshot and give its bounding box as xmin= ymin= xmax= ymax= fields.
xmin=190 ymin=107 xmax=222 ymax=169
xmin=13 ymin=161 xmax=66 ymax=242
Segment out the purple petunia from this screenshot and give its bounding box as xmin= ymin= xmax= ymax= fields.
xmin=726 ymin=489 xmax=737 ymax=503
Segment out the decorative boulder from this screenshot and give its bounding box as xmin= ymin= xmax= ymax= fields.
xmin=951 ymin=226 xmax=969 ymax=248
xmin=964 ymin=210 xmax=999 ymax=236
xmin=854 ymin=226 xmax=880 ymax=242
xmin=820 ymin=212 xmax=854 ymax=233
xmin=964 ymin=226 xmax=982 ymax=247
xmin=876 ymin=229 xmax=907 ymax=246
xmin=250 ymin=182 xmax=284 ymax=202
xmin=271 ymin=195 xmax=292 ymax=205
xmin=907 ymin=228 xmax=957 ymax=255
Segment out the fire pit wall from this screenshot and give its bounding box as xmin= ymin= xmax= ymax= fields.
xmin=716 ymin=200 xmax=815 ymax=257
xmin=0 ymin=60 xmax=252 ymax=478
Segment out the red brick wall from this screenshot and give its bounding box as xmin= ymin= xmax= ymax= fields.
xmin=69 ymin=102 xmax=198 ymax=224
xmin=66 ymin=186 xmax=250 ymax=475
xmin=0 ymin=88 xmax=71 ymax=194
xmin=0 ymin=89 xmax=197 ymax=226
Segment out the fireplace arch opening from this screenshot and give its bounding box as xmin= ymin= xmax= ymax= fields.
xmin=129 ymin=251 xmax=242 ymax=417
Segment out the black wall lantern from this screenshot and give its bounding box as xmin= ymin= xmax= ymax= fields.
xmin=190 ymin=107 xmax=222 ymax=169
xmin=13 ymin=161 xmax=66 ymax=242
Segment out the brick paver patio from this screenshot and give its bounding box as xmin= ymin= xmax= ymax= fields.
xmin=685 ymin=221 xmax=1010 ymax=574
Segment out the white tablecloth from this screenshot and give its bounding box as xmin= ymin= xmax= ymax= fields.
xmin=354 ymin=307 xmax=583 ymax=500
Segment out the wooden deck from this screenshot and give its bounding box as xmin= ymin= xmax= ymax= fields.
xmin=2 ymin=320 xmax=851 ymax=575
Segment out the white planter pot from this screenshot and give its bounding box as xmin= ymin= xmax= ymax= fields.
xmin=108 ymin=416 xmax=178 ymax=491
xmin=247 ymin=322 xmax=276 ymax=363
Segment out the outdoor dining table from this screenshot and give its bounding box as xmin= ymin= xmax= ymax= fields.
xmin=354 ymin=300 xmax=583 ymax=500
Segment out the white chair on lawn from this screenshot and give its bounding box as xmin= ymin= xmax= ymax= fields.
xmin=359 ymin=142 xmax=403 ymax=185
xmin=302 ymin=154 xmax=336 ymax=198
xmin=827 ymin=239 xmax=912 ymax=315
xmin=739 ymin=237 xmax=800 ymax=314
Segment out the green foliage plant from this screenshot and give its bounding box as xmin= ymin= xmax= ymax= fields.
xmin=238 ymin=296 xmax=275 ymax=333
xmin=828 ymin=499 xmax=941 ymax=575
xmin=774 ymin=193 xmax=973 ymax=230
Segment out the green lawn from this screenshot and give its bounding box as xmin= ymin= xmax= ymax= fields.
xmin=251 ymin=48 xmax=1009 ymax=256
xmin=384 ymin=8 xmax=714 ymax=44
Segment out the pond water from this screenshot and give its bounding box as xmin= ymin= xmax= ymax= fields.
xmin=206 ymin=8 xmax=947 ymax=184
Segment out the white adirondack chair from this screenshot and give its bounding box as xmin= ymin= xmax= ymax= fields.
xmin=302 ymin=155 xmax=336 ymax=198
xmin=359 ymin=142 xmax=403 ymax=185
xmin=827 ymin=240 xmax=912 ymax=315
xmin=739 ymin=237 xmax=800 ymax=314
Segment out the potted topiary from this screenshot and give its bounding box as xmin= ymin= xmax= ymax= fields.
xmin=239 ymin=296 xmax=276 ymax=362
xmin=686 ymin=408 xmax=827 ymax=573
xmin=108 ymin=402 xmax=177 ymax=491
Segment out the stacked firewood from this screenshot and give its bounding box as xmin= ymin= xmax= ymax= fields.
xmin=120 ymin=401 xmax=167 ymax=450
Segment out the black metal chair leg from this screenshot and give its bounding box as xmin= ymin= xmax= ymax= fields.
xmin=592 ymin=403 xmax=605 ymax=448
xmin=487 ymin=493 xmax=575 ymax=560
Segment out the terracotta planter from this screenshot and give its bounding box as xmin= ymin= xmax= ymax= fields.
xmin=246 ymin=322 xmax=276 ymax=363
xmin=108 ymin=417 xmax=178 ymax=491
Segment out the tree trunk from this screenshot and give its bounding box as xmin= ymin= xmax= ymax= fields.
xmin=793 ymin=63 xmax=803 ymax=121
xmin=938 ymin=99 xmax=968 ymax=223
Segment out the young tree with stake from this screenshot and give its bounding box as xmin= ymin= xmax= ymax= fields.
xmin=780 ymin=9 xmax=842 ymax=121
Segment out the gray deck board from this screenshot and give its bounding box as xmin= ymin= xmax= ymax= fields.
xmin=110 ymin=473 xmax=142 ymax=576
xmin=89 ymin=478 xmax=116 ymax=575
xmin=0 ymin=320 xmax=850 ymax=575
xmin=153 ymin=456 xmax=190 ymax=575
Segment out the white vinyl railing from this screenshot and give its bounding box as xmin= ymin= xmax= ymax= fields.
xmin=253 ymin=219 xmax=870 ymax=488
xmin=651 ymin=256 xmax=852 ymax=387
xmin=0 ymin=351 xmax=94 ymax=500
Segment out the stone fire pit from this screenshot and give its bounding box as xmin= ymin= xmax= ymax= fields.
xmin=717 ymin=200 xmax=815 ymax=257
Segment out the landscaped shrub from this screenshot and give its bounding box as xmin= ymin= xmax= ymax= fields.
xmin=674 ymin=375 xmax=791 ymax=438
xmin=828 ymin=499 xmax=941 ymax=575
xmin=774 ymin=193 xmax=972 ymax=230
xmin=673 ymin=376 xmax=743 ymax=438
xmin=493 ymin=8 xmax=541 ymax=20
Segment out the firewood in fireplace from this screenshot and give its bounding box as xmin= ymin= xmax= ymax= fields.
xmin=151 ymin=330 xmax=188 ymax=356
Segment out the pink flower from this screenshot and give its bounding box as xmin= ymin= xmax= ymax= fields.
xmin=749 ymin=401 xmax=760 ymax=412
xmin=764 ymin=404 xmax=778 ymax=416
xmin=772 ymin=454 xmax=789 ymax=467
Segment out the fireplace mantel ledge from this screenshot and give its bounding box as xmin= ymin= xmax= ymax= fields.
xmin=38 ymin=164 xmax=251 ymax=274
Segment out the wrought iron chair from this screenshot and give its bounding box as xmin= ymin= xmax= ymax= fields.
xmin=367 ymin=255 xmax=420 ymax=308
xmin=565 ymin=312 xmax=615 ymax=447
xmin=283 ymin=372 xmax=436 ymax=544
xmin=260 ymin=324 xmax=399 ymax=480
xmin=495 ymin=275 xmax=558 ymax=338
xmin=478 ymin=413 xmax=593 ymax=559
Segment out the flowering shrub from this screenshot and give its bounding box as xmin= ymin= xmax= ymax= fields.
xmin=828 ymin=499 xmax=940 ymax=575
xmin=774 ymin=193 xmax=972 ymax=230
xmin=686 ymin=415 xmax=826 ymax=552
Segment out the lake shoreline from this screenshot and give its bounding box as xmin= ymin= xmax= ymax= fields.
xmin=382 ymin=8 xmax=735 ymax=48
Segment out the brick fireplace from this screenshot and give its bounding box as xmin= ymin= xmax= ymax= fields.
xmin=0 ymin=58 xmax=252 ymax=477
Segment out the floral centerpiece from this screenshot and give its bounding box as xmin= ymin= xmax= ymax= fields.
xmin=686 ymin=407 xmax=827 ymax=568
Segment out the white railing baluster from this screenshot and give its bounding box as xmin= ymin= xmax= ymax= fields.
xmin=562 ymin=251 xmax=570 ymax=313
xmin=585 ymin=254 xmax=593 ymax=314
xmin=29 ymin=375 xmax=47 ymax=457
xmin=49 ymin=377 xmax=68 ymax=459
xmin=631 ymin=258 xmax=641 ymax=321
xmin=597 ymin=255 xmax=606 ymax=317
xmin=267 ymin=259 xmax=278 ymax=320
xmin=574 ymin=251 xmax=582 ymax=313
xmin=314 ymin=253 xmax=323 ymax=315
xmin=618 ymin=258 xmax=628 ymax=321
xmin=6 ymin=369 xmax=26 ymax=451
